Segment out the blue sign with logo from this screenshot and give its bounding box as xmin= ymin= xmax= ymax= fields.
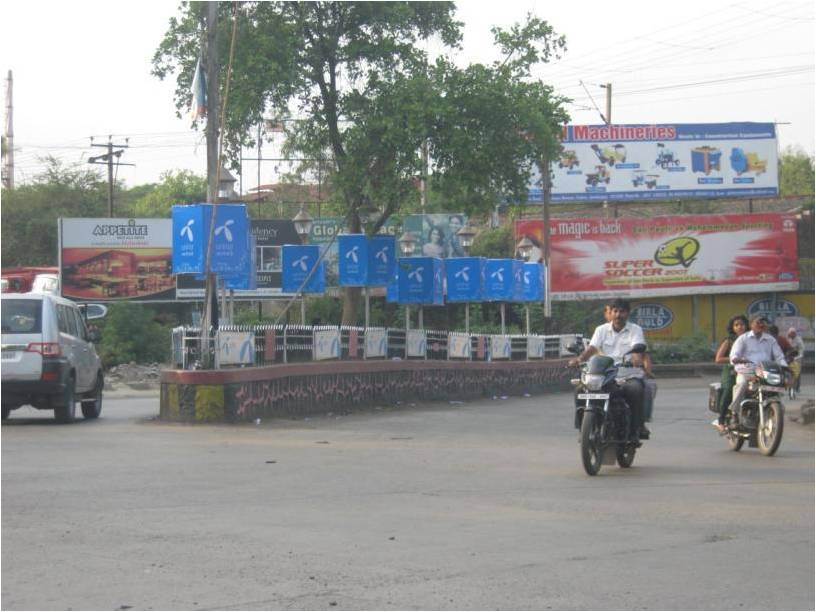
xmin=630 ymin=303 xmax=673 ymax=331
xmin=367 ymin=235 xmax=396 ymax=287
xmin=223 ymin=235 xmax=257 ymax=291
xmin=338 ymin=234 xmax=369 ymax=287
xmin=386 ymin=271 xmax=399 ymax=303
xmin=282 ymin=245 xmax=325 ymax=294
xmin=397 ymin=257 xmax=444 ymax=305
xmin=747 ymin=298 xmax=799 ymax=321
xmin=172 ymin=203 xmax=250 ymax=275
xmin=483 ymin=259 xmax=516 ymax=302
xmin=445 ymin=257 xmax=484 ymax=302
xmin=521 ymin=262 xmax=545 ymax=302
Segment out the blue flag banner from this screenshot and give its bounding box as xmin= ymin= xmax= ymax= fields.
xmin=397 ymin=257 xmax=444 ymax=305
xmin=521 ymin=262 xmax=544 ymax=302
xmin=482 ymin=259 xmax=516 ymax=301
xmin=367 ymin=235 xmax=397 ymax=287
xmin=386 ymin=271 xmax=399 ymax=303
xmin=172 ymin=203 xmax=250 ymax=275
xmin=445 ymin=257 xmax=484 ymax=302
xmin=223 ymin=235 xmax=257 ymax=291
xmin=338 ymin=234 xmax=369 ymax=286
xmin=282 ymin=245 xmax=325 ymax=294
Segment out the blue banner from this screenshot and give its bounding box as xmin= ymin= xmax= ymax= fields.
xmin=172 ymin=204 xmax=210 ymax=275
xmin=445 ymin=257 xmax=484 ymax=302
xmin=338 ymin=234 xmax=369 ymax=287
xmin=223 ymin=235 xmax=257 ymax=291
xmin=521 ymin=262 xmax=544 ymax=302
xmin=512 ymin=260 xmax=526 ymax=302
xmin=482 ymin=259 xmax=516 ymax=302
xmin=171 ymin=203 xmax=251 ymax=275
xmin=367 ymin=235 xmax=397 ymax=287
xmin=282 ymin=245 xmax=325 ymax=294
xmin=397 ymin=257 xmax=444 ymax=305
xmin=210 ymin=204 xmax=250 ymax=275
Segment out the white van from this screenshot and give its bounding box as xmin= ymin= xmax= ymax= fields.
xmin=1 ymin=293 xmax=104 ymax=422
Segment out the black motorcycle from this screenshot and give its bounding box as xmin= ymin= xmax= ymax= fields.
xmin=571 ymin=344 xmax=647 ymax=476
xmin=708 ymin=361 xmax=786 ymax=456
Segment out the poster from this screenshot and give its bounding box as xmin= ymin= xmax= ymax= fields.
xmin=403 ymin=214 xmax=469 ymax=258
xmin=216 ymin=331 xmax=255 ymax=366
xmin=313 ymin=329 xmax=341 ymax=361
xmin=60 ymin=218 xmax=175 ymax=302
xmin=527 ymin=123 xmax=778 ymax=203
xmin=309 ymin=217 xmax=401 ymax=268
xmin=365 ymin=328 xmax=388 ymax=359
xmin=516 ymin=213 xmax=799 ymax=300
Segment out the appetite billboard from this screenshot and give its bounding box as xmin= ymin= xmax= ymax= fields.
xmin=515 ymin=213 xmax=798 ymax=300
xmin=59 ymin=218 xmax=175 ymax=302
xmin=527 ymin=123 xmax=778 ymax=203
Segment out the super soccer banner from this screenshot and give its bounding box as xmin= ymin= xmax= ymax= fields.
xmin=516 ymin=213 xmax=799 ymax=300
xmin=527 ymin=123 xmax=778 ymax=203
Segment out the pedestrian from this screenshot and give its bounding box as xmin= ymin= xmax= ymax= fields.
xmin=786 ymin=327 xmax=805 ymax=391
xmin=713 ymin=314 xmax=748 ymax=431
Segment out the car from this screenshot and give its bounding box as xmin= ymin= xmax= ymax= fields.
xmin=1 ymin=292 xmax=104 ymax=422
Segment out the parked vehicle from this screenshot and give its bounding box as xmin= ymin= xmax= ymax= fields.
xmin=1 ymin=267 xmax=59 ymax=293
xmin=570 ymin=344 xmax=648 ymax=475
xmin=708 ymin=361 xmax=786 ymax=456
xmin=1 ymin=293 xmax=104 ymax=422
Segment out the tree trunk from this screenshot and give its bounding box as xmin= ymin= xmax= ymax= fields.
xmin=341 ymin=286 xmax=362 ymax=325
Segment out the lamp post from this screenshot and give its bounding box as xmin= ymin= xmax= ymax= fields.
xmin=398 ymin=231 xmax=417 ymax=330
xmin=517 ymin=237 xmax=534 ymax=335
xmin=293 ymin=206 xmax=314 ymax=325
xmin=457 ymin=223 xmax=478 ymax=334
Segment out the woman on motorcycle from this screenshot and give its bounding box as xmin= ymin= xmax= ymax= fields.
xmin=713 ymin=314 xmax=749 ymax=432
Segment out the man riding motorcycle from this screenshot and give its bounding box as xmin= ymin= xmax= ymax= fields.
xmin=727 ymin=315 xmax=787 ymax=427
xmin=569 ymin=298 xmax=649 ymax=440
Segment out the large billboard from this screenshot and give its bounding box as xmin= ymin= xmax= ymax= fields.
xmin=59 ymin=218 xmax=174 ymax=302
xmin=516 ymin=213 xmax=798 ymax=300
xmin=527 ymin=123 xmax=778 ymax=203
xmin=403 ymin=214 xmax=469 ymax=258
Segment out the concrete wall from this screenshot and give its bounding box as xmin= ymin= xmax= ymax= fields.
xmin=160 ymin=359 xmax=573 ymax=423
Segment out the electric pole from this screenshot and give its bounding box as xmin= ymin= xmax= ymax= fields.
xmin=2 ymin=70 xmax=13 ymax=190
xmin=601 ymin=82 xmax=612 ymax=124
xmin=88 ymin=136 xmax=133 ymax=217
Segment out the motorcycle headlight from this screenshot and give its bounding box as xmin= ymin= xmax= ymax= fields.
xmin=764 ymin=372 xmax=782 ymax=386
xmin=584 ymin=374 xmax=606 ymax=391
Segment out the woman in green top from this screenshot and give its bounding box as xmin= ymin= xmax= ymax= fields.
xmin=714 ymin=314 xmax=749 ymax=431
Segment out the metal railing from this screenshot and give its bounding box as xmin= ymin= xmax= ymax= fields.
xmin=171 ymin=324 xmax=584 ymax=370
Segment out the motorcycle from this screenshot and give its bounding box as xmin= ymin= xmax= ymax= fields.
xmin=708 ymin=361 xmax=786 ymax=456
xmin=570 ymin=344 xmax=647 ymax=476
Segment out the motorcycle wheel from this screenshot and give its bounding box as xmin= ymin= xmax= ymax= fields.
xmin=580 ymin=411 xmax=603 ymax=476
xmin=757 ymin=401 xmax=784 ymax=456
xmin=616 ymin=445 xmax=636 ymax=468
xmin=726 ymin=429 xmax=744 ymax=452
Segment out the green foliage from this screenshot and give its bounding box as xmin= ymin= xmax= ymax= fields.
xmin=649 ymin=331 xmax=714 ymax=364
xmin=470 ymin=225 xmax=515 ymax=259
xmin=779 ymin=146 xmax=815 ymax=197
xmin=97 ymin=303 xmax=171 ymax=367
xmin=133 ymin=170 xmax=207 ymax=217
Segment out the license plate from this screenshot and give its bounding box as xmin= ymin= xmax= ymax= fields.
xmin=1 ymin=351 xmax=19 ymax=360
xmin=577 ymin=393 xmax=609 ymax=400
xmin=760 ymin=385 xmax=785 ymax=393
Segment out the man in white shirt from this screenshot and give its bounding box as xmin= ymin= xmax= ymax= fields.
xmin=569 ymin=298 xmax=649 ymax=440
xmin=727 ymin=316 xmax=787 ymax=425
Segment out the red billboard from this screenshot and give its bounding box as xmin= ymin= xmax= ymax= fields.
xmin=516 ymin=213 xmax=799 ymax=300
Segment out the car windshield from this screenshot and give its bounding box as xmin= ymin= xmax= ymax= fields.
xmin=1 ymin=299 xmax=43 ymax=334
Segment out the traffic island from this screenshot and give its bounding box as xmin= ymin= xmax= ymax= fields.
xmin=159 ymin=359 xmax=573 ymax=423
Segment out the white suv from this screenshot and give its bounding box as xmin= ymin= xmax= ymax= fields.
xmin=2 ymin=293 xmax=104 ymax=422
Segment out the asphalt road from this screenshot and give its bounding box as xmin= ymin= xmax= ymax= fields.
xmin=2 ymin=376 xmax=813 ymax=611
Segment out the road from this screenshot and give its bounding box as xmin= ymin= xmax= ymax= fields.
xmin=2 ymin=376 xmax=813 ymax=611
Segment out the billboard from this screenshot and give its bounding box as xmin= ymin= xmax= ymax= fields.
xmin=445 ymin=257 xmax=484 ymax=303
xmin=403 ymin=214 xmax=469 ymax=258
xmin=59 ymin=218 xmax=175 ymax=302
xmin=367 ymin=235 xmax=397 ymax=287
xmin=396 ymin=257 xmax=444 ymax=305
xmin=528 ymin=123 xmax=778 ymax=203
xmin=309 ymin=217 xmax=401 ymax=267
xmin=176 ymin=219 xmax=300 ymax=299
xmin=483 ymin=259 xmax=520 ymax=302
xmin=516 ymin=213 xmax=799 ymax=300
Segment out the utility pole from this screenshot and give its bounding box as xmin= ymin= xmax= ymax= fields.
xmin=2 ymin=70 xmax=13 ymax=190
xmin=88 ymin=136 xmax=133 ymax=217
xmin=601 ymin=82 xmax=612 ymax=124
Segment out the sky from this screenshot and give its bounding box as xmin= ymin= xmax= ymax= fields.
xmin=1 ymin=0 xmax=813 ymax=190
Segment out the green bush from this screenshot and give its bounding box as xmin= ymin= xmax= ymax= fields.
xmin=650 ymin=331 xmax=714 ymax=364
xmin=97 ymin=303 xmax=171 ymax=367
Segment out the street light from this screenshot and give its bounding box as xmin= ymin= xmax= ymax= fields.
xmin=456 ymin=224 xmax=478 ymax=255
xmin=516 ymin=236 xmax=534 ymax=261
xmin=398 ymin=231 xmax=417 ymax=256
xmin=292 ymin=205 xmax=314 ymax=244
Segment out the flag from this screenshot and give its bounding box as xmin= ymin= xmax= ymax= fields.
xmin=190 ymin=58 xmax=207 ymax=121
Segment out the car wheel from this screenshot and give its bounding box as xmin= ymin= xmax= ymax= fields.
xmin=2 ymin=406 xmax=12 ymax=421
xmin=81 ymin=373 xmax=104 ymax=419
xmin=54 ymin=376 xmax=76 ymax=423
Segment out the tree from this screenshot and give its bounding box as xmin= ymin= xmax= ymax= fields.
xmin=133 ymin=169 xmax=207 ymax=218
xmin=154 ymin=2 xmax=568 ymax=323
xmin=779 ymin=146 xmax=815 ymax=198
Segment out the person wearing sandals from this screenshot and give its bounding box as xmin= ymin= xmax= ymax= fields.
xmin=713 ymin=314 xmax=748 ymax=432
